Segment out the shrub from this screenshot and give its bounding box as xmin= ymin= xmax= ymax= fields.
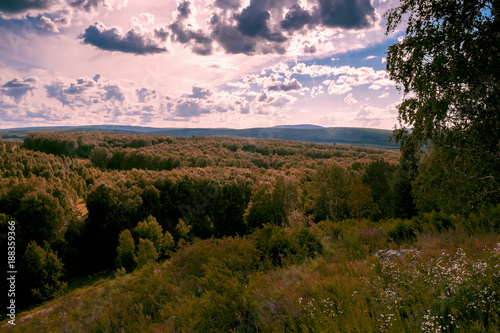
xmin=387 ymin=219 xmax=417 ymax=244
xmin=292 ymin=227 xmax=323 ymax=259
xmin=251 ymin=224 xmax=294 ymax=267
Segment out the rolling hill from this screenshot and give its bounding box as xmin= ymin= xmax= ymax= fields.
xmin=0 ymin=125 xmax=398 ymax=150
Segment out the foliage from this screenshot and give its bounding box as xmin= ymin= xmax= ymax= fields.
xmin=307 ymin=162 xmax=350 ymax=221
xmin=133 ymin=216 xmax=164 ymax=254
xmin=116 ymin=229 xmax=136 ymax=272
xmin=386 ymin=219 xmax=417 ymax=244
xmin=23 ymin=241 xmax=67 ymax=302
xmin=134 ymin=239 xmax=159 ymax=269
xmin=386 ymin=0 xmax=500 ymax=213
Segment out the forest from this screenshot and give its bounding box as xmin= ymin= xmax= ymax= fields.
xmin=1 ymin=129 xmax=499 ymax=332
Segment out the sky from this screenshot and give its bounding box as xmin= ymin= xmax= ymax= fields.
xmin=0 ymin=0 xmax=406 ymax=130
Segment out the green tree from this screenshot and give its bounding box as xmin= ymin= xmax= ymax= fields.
xmin=386 ymin=0 xmax=500 ymax=213
xmin=362 ymin=159 xmax=396 ymax=220
xmin=175 ymin=218 xmax=193 ymax=241
xmin=162 ymin=230 xmax=175 ymax=256
xmin=133 ymin=215 xmax=164 ymax=253
xmin=244 ymin=180 xmax=274 ymax=230
xmin=134 ymin=238 xmax=158 ymax=268
xmin=23 ymin=241 xmax=66 ymax=301
xmin=308 ymin=163 xmax=350 ymax=221
xmin=116 ymin=229 xmax=136 ymax=272
xmin=244 ymin=175 xmax=299 ymax=230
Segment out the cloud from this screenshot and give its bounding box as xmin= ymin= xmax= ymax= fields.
xmin=1 ymin=77 xmax=38 ymax=102
xmin=326 ymin=81 xmax=352 ymax=95
xmin=266 ymin=78 xmax=302 ymax=92
xmin=175 ymin=100 xmax=211 ymax=117
xmin=310 ymin=85 xmax=324 ymax=98
xmin=353 ymin=102 xmax=399 ymax=128
xmin=317 ymin=0 xmax=376 ymax=29
xmin=69 ymin=0 xmax=127 ymax=12
xmin=236 ymin=0 xmax=286 ymax=42
xmin=186 ymin=86 xmax=211 ymax=99
xmin=103 ymin=84 xmax=125 ymax=102
xmin=280 ymin=4 xmax=314 ymax=31
xmin=45 ymin=77 xmax=97 ymax=107
xmin=46 ymin=81 xmax=71 ymax=106
xmin=64 ymin=77 xmax=95 ymax=94
xmin=213 ymin=0 xmax=242 ymax=10
xmin=344 ymin=92 xmax=358 ymax=105
xmin=0 ymin=0 xmax=55 ymax=14
xmin=69 ymin=0 xmax=104 ymax=12
xmin=79 ymin=21 xmax=168 ymax=55
xmin=210 ymin=18 xmax=264 ymax=54
xmin=170 ymin=0 xmax=378 ymax=56
xmin=167 ymin=1 xmax=214 ymax=55
xmin=136 ymin=88 xmax=156 ymax=102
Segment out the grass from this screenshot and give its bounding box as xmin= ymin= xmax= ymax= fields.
xmin=3 ymin=215 xmax=500 ymax=332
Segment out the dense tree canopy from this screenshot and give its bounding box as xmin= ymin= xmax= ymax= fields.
xmin=386 ymin=0 xmax=500 ymax=212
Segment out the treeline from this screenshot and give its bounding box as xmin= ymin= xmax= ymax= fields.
xmin=21 ymin=132 xmax=396 ymax=170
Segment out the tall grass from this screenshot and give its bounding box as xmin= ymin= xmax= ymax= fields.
xmin=4 ymin=210 xmax=500 ymax=332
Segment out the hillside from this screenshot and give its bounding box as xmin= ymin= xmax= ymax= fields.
xmin=0 ymin=125 xmax=399 ymax=150
xmin=1 ymin=133 xmax=498 ymax=332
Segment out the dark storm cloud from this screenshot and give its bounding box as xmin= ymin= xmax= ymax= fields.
xmin=168 ymin=1 xmax=213 ymax=55
xmin=214 ymin=0 xmax=241 ymax=10
xmin=210 ymin=17 xmax=257 ymax=55
xmin=317 ymin=0 xmax=376 ymax=29
xmin=176 ymin=1 xmax=191 ymax=19
xmin=236 ymin=0 xmax=286 ymax=42
xmin=79 ymin=21 xmax=168 ymax=55
xmin=69 ymin=0 xmax=105 ymax=12
xmin=280 ymin=4 xmax=313 ymax=31
xmin=1 ymin=77 xmax=37 ymax=102
xmin=208 ymin=0 xmax=376 ymax=55
xmin=280 ymin=0 xmax=376 ymax=32
xmin=0 ymin=0 xmax=55 ymax=14
xmin=169 ymin=22 xmax=213 ymax=55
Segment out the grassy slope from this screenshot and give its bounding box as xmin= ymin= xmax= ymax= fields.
xmin=3 ymin=215 xmax=500 ymax=332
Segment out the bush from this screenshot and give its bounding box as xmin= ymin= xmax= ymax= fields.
xmin=251 ymin=224 xmax=294 ymax=267
xmin=464 ymin=204 xmax=500 ymax=233
xmin=292 ymin=227 xmax=323 ymax=259
xmin=387 ymin=219 xmax=417 ymax=244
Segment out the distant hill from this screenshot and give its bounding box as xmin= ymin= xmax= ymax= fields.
xmin=0 ymin=125 xmax=398 ymax=150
